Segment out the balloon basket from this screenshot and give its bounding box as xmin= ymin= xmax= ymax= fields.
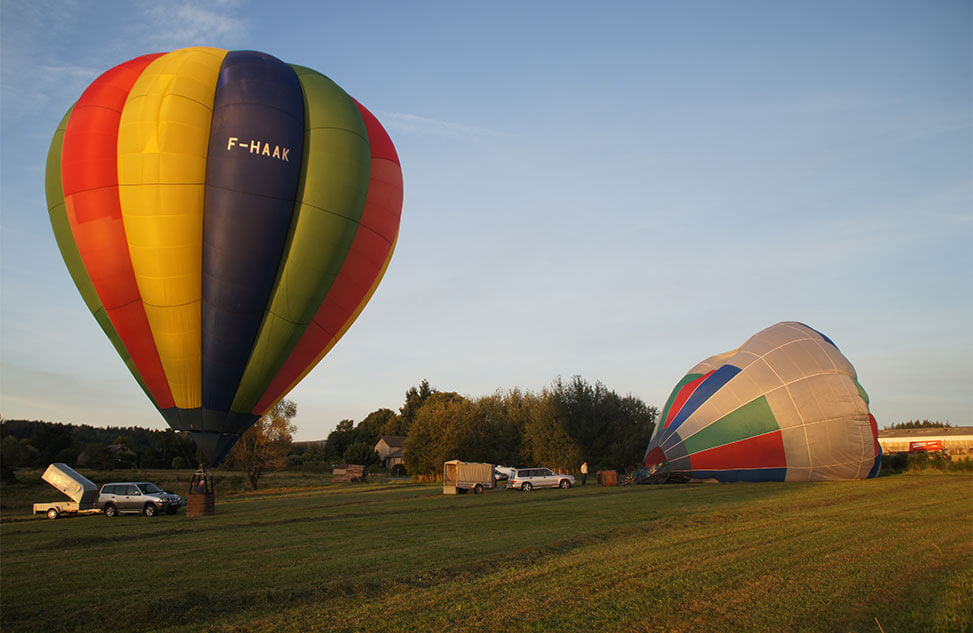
xmin=186 ymin=468 xmax=215 ymax=517
xmin=597 ymin=470 xmax=618 ymax=486
xmin=186 ymin=491 xmax=215 ymax=517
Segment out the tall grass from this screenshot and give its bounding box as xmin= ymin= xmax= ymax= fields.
xmin=1 ymin=473 xmax=969 ymax=633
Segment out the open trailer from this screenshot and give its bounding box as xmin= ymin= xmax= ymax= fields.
xmin=32 ymin=463 xmax=101 ymax=519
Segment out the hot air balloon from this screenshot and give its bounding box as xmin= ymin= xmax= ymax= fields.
xmin=45 ymin=47 xmax=402 ymax=465
xmin=639 ymin=322 xmax=881 ymax=483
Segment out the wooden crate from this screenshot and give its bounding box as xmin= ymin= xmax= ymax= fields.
xmin=333 ymin=464 xmax=366 ymax=483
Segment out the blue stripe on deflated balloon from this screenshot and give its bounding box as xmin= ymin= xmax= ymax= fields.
xmin=201 ymin=50 xmax=305 ymax=416
xmin=664 ymin=364 xmax=742 ymax=436
xmin=868 ymin=448 xmax=882 ymax=478
xmin=691 ymin=468 xmax=787 ymax=483
xmin=800 ymin=321 xmax=840 ymax=350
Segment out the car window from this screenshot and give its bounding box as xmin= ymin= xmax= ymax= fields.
xmin=139 ymin=483 xmax=161 ymax=494
xmin=102 ymin=485 xmax=114 ymax=495
xmin=540 ymin=468 xmax=553 ymax=476
xmin=126 ymin=485 xmax=141 ymax=495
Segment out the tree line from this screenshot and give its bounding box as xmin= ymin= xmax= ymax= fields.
xmin=1 ymin=419 xmax=199 ymax=481
xmin=321 ymin=376 xmax=658 ymax=478
xmin=886 ymin=420 xmax=952 ymax=430
xmin=2 ymin=375 xmax=657 ymax=483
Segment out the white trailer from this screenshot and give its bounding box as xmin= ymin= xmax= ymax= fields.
xmin=32 ymin=463 xmax=101 ymax=519
xmin=443 ymin=460 xmax=495 ymax=495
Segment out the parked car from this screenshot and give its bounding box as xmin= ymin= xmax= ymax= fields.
xmin=98 ymin=482 xmax=184 ymax=517
xmin=507 ymin=467 xmax=575 ymax=491
xmin=493 ymin=466 xmax=516 ymax=482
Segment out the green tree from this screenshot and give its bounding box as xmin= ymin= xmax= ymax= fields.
xmin=890 ymin=420 xmax=951 ymax=429
xmin=403 ymin=392 xmax=466 ymax=477
xmin=323 ymin=419 xmax=355 ymax=461
xmin=302 ymin=443 xmax=326 ymax=462
xmin=457 ymin=392 xmax=528 ymax=466
xmin=401 ymin=391 xmax=531 ymax=477
xmin=388 ymin=379 xmax=435 ymax=436
xmin=356 ymin=408 xmax=396 ymax=446
xmin=226 ymin=399 xmax=297 ymax=490
xmin=540 ymin=376 xmax=656 ymax=472
xmin=78 ymin=442 xmax=114 ymax=470
xmin=524 ymin=388 xmax=582 ymax=472
xmin=342 ymin=442 xmax=380 ymax=467
xmin=1 ymin=436 xmax=42 ymax=481
xmin=33 ymin=423 xmax=74 ymax=462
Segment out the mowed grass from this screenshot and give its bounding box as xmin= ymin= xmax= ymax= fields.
xmin=1 ymin=473 xmax=969 ymax=633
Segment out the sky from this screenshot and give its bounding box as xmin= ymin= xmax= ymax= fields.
xmin=1 ymin=0 xmax=970 ymax=441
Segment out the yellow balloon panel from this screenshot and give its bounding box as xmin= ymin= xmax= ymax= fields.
xmin=117 ymin=47 xmax=226 ymax=409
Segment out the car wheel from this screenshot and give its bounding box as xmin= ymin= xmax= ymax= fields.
xmin=47 ymin=508 xmax=59 ymax=520
xmin=104 ymin=503 xmax=117 ymax=518
xmin=473 ymin=484 xmax=483 ymax=495
xmin=143 ymin=503 xmax=157 ymax=517
xmin=559 ymin=479 xmax=571 ymax=489
xmin=522 ymin=482 xmax=532 ymax=492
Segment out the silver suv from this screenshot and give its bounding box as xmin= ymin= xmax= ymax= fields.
xmin=99 ymin=482 xmax=184 ymax=517
xmin=507 ymin=467 xmax=575 ymax=491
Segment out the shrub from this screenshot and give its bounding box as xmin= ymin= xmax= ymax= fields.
xmin=881 ymin=451 xmax=972 ymax=474
xmin=301 ymin=460 xmax=331 ymax=473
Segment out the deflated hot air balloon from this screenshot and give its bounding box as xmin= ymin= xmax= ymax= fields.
xmin=639 ymin=322 xmax=881 ymax=483
xmin=46 ymin=47 xmax=402 ymax=465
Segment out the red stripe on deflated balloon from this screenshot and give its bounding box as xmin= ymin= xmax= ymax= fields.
xmin=664 ymin=370 xmax=713 ymax=429
xmin=688 ymin=430 xmax=787 ymax=471
xmin=60 ymin=53 xmax=175 ymax=409
xmin=869 ymin=413 xmax=880 ymax=457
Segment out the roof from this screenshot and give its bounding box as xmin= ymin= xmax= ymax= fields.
xmin=377 ymin=435 xmax=407 ymax=448
xmin=878 ymin=426 xmax=973 ymax=439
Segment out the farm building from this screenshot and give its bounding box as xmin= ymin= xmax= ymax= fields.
xmin=878 ymin=426 xmax=973 ymax=459
xmin=375 ymin=436 xmax=407 ymax=469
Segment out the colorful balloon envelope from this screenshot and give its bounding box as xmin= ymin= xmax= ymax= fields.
xmin=640 ymin=322 xmax=881 ymax=483
xmin=45 ymin=48 xmax=403 ymax=464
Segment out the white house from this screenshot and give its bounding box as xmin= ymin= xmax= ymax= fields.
xmin=375 ymin=435 xmax=407 ymax=469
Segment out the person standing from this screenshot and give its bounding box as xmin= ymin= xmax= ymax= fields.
xmin=580 ymin=461 xmax=588 ymax=486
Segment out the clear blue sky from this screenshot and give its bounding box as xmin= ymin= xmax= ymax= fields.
xmin=1 ymin=1 xmax=970 ymax=440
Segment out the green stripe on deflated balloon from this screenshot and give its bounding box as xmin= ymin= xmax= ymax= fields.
xmin=853 ymin=378 xmax=869 ymax=406
xmin=658 ymin=373 xmax=704 ymax=431
xmin=230 ymin=65 xmax=371 ymax=414
xmin=45 ymin=107 xmax=156 ymax=406
xmin=680 ymin=396 xmax=780 ymax=455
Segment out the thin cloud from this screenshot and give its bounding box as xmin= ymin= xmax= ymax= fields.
xmin=1 ymin=63 xmax=99 ymax=120
xmin=142 ymin=0 xmax=247 ymax=48
xmin=379 ymin=111 xmax=517 ymax=142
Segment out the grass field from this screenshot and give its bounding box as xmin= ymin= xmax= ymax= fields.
xmin=1 ymin=471 xmax=969 ymax=633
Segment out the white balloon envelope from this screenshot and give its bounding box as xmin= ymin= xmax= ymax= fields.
xmin=640 ymin=322 xmax=882 ymax=483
